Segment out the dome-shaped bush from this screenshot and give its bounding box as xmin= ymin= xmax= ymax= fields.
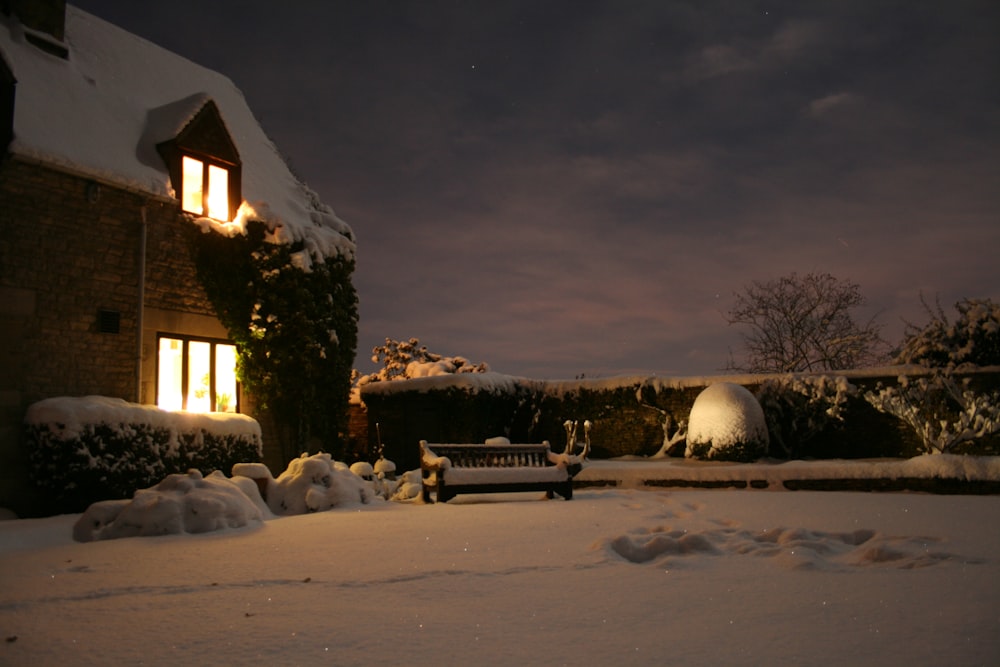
xmin=685 ymin=383 xmax=769 ymax=462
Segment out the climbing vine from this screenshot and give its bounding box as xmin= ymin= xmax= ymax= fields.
xmin=193 ymin=220 xmax=358 ymax=459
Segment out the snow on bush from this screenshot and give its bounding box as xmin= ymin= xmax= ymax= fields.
xmin=685 ymin=383 xmax=769 ymax=462
xmin=351 ymin=337 xmax=489 ymax=401
xmin=24 ymin=396 xmax=262 ymax=511
xmin=235 ymin=452 xmax=375 ymax=515
xmin=895 ymin=297 xmax=1000 ymax=368
xmin=72 ymin=469 xmax=265 ymax=542
xmin=864 ymin=371 xmax=1000 ymax=454
xmin=756 ymin=375 xmax=856 ymax=458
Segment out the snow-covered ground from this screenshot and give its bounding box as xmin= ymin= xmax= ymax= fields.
xmin=2 ymin=479 xmax=998 ymax=666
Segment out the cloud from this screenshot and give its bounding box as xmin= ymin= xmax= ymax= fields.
xmin=806 ymin=91 xmax=863 ymax=118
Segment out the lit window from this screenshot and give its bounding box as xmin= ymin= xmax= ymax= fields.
xmin=181 ymin=156 xmax=204 ymax=214
xmin=180 ymin=155 xmax=231 ymax=221
xmin=157 ymin=335 xmax=238 ymax=413
xmin=206 ymin=164 xmax=229 ymax=220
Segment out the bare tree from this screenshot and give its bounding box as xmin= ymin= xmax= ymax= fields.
xmin=726 ymin=272 xmax=886 ymax=373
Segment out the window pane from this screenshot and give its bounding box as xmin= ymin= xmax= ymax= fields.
xmin=187 ymin=341 xmax=212 ymax=412
xmin=157 ymin=337 xmax=184 ymax=411
xmin=215 ymin=344 xmax=238 ymax=413
xmin=206 ymin=164 xmax=229 ymax=221
xmin=181 ymin=156 xmax=204 ymax=214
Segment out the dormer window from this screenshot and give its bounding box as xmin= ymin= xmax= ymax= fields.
xmin=181 ymin=155 xmax=231 ymax=220
xmin=153 ymin=97 xmax=241 ymax=222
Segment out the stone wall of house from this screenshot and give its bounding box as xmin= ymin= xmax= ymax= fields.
xmin=359 ymin=370 xmax=1000 ymax=473
xmin=0 ymin=159 xmax=147 ymax=514
xmin=0 ymin=158 xmax=286 ymax=515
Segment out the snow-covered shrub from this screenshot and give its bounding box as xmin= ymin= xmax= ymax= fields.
xmin=352 ymin=337 xmax=489 ymax=391
xmin=236 ymin=452 xmax=374 ymax=515
xmin=756 ymin=375 xmax=856 ymax=458
xmin=25 ymin=397 xmax=262 ymax=511
xmin=895 ymin=297 xmax=1000 ymax=368
xmin=72 ymin=469 xmax=264 ymax=542
xmin=685 ymin=383 xmax=769 ymax=462
xmin=863 ymin=371 xmax=1000 ymax=454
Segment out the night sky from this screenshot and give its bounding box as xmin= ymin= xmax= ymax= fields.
xmin=70 ymin=1 xmax=999 ymax=379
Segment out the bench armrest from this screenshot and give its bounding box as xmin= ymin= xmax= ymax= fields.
xmin=420 ymin=440 xmax=452 ymax=471
xmin=547 ymin=449 xmax=584 ymax=477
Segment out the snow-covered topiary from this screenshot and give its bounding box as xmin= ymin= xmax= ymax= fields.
xmin=685 ymin=383 xmax=769 ymax=462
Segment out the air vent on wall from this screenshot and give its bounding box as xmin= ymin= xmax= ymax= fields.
xmin=97 ymin=309 xmax=121 ymax=334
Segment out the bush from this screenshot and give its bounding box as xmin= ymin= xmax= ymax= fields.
xmin=685 ymin=383 xmax=769 ymax=462
xmin=25 ymin=397 xmax=262 ymax=512
xmin=756 ymin=375 xmax=856 ymax=458
xmin=863 ymin=371 xmax=1000 ymax=455
xmin=895 ymin=297 xmax=1000 ymax=368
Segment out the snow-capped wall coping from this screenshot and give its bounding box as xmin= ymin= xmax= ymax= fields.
xmin=0 ymin=6 xmax=354 ymax=261
xmin=357 ymin=365 xmax=945 ymax=399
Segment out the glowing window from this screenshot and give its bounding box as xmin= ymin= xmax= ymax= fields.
xmin=181 ymin=156 xmax=204 ymax=214
xmin=180 ymin=155 xmax=230 ymax=221
xmin=206 ymin=165 xmax=229 ymax=220
xmin=157 ymin=335 xmax=238 ymax=413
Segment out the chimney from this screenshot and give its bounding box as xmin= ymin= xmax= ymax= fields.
xmin=2 ymin=0 xmax=68 ymax=58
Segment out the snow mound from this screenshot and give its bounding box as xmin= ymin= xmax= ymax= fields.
xmin=72 ymin=469 xmax=264 ymax=542
xmin=253 ymin=452 xmax=375 ymax=515
xmin=604 ymin=525 xmax=961 ymax=571
xmin=686 ymin=382 xmax=769 ymax=461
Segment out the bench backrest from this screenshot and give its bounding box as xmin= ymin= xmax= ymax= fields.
xmin=424 ymin=443 xmax=553 ymax=468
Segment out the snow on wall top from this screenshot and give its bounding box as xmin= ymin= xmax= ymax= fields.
xmin=0 ymin=6 xmax=354 ymax=262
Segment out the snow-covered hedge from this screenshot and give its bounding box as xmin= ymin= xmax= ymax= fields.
xmin=756 ymin=375 xmax=856 ymax=458
xmin=25 ymin=396 xmax=262 ymax=511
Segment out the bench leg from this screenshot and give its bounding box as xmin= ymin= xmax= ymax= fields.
xmin=437 ymin=484 xmax=454 ymax=503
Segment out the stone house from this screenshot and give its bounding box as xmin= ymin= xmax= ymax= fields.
xmin=0 ymin=1 xmax=355 ymax=513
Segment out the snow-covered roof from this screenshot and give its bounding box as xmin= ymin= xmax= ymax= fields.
xmin=0 ymin=5 xmax=354 ymax=262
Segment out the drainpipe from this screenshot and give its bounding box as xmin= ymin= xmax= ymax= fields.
xmin=136 ymin=205 xmax=147 ymax=403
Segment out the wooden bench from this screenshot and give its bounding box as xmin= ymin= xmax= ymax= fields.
xmin=420 ymin=439 xmax=582 ymax=503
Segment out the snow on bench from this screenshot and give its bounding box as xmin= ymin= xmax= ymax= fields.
xmin=420 ymin=438 xmax=582 ymax=503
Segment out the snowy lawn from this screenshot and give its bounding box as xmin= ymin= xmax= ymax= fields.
xmin=1 ymin=487 xmax=998 ymax=666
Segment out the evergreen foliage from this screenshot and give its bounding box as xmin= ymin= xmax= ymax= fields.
xmin=26 ymin=421 xmax=261 ymax=513
xmin=756 ymin=375 xmax=856 ymax=458
xmin=194 ymin=220 xmax=359 ymax=458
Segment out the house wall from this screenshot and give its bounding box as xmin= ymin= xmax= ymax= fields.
xmin=0 ymin=157 xmax=284 ymax=516
xmin=0 ymin=158 xmax=145 ymax=514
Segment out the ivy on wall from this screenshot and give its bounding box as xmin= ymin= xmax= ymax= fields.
xmin=193 ymin=220 xmax=358 ymax=459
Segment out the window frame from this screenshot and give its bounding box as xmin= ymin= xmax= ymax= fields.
xmin=179 ymin=151 xmax=235 ymax=221
xmin=155 ymin=332 xmax=240 ymax=413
